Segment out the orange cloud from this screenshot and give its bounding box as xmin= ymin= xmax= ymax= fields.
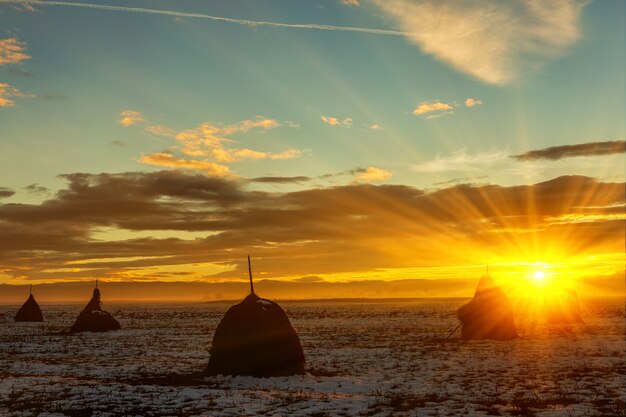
xmin=139 ymin=153 xmax=231 ymax=177
xmin=121 ymin=112 xmax=301 ymax=175
xmin=118 ymin=110 xmax=145 ymax=126
xmin=413 ymin=101 xmax=454 ymax=116
xmin=354 ymin=167 xmax=393 ymax=181
xmin=0 ymin=83 xmax=32 ymax=107
xmin=0 ymin=37 xmax=30 ymax=66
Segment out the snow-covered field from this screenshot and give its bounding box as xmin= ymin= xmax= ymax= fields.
xmin=1 ymin=298 xmax=624 ymax=417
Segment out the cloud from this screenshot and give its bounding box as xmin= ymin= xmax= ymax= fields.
xmin=250 ymin=176 xmax=311 ymax=184
xmin=465 ymin=98 xmax=483 ymax=107
xmin=139 ymin=153 xmax=232 ymax=177
xmin=352 ymin=167 xmax=393 ymax=181
xmin=118 ymin=110 xmax=145 ymax=126
xmin=412 ymin=149 xmax=509 ymax=173
xmin=0 ymin=37 xmax=30 ymax=66
xmin=341 ymin=0 xmax=360 ymax=6
xmin=512 ymin=140 xmax=626 ymax=161
xmin=0 ymin=171 xmax=622 ymax=284
xmin=24 ymin=184 xmax=50 ymax=196
xmin=321 ymin=115 xmax=353 ymax=127
xmin=372 ymin=0 xmax=586 ymax=85
xmin=0 ymin=187 xmax=15 ymax=198
xmin=6 ymin=0 xmax=407 ymax=37
xmin=122 ymin=112 xmax=302 ymax=176
xmin=370 ymin=123 xmax=383 ymax=130
xmin=413 ymin=101 xmax=454 ymax=117
xmin=0 ymin=82 xmax=32 ymax=106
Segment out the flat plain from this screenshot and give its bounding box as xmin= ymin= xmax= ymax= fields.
xmin=1 ymin=298 xmax=624 ymax=417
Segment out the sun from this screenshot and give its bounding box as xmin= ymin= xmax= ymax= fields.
xmin=528 ymin=268 xmax=552 ymax=290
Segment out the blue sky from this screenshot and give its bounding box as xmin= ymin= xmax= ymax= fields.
xmin=0 ymin=0 xmax=624 ymax=292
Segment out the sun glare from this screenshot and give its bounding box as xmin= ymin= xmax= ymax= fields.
xmin=533 ymin=271 xmax=545 ymax=280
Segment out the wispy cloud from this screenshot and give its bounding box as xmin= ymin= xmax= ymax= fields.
xmin=512 ymin=140 xmax=626 ymax=161
xmin=0 ymin=37 xmax=30 ymax=65
xmin=321 ymin=115 xmax=353 ymax=128
xmin=412 ymin=149 xmax=509 ymax=173
xmin=341 ymin=0 xmax=360 ymax=6
xmin=2 ymin=0 xmax=406 ymax=36
xmin=0 ymin=37 xmax=32 ymax=107
xmin=139 ymin=153 xmax=232 ymax=177
xmin=370 ymin=123 xmax=383 ymax=131
xmin=0 ymin=82 xmax=32 ymax=106
xmin=372 ymin=0 xmax=586 ymax=85
xmin=122 ymin=111 xmax=302 ymax=176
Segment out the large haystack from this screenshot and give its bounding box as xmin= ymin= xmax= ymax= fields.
xmin=15 ymin=286 xmax=44 ymax=322
xmin=457 ymin=274 xmax=518 ymax=341
xmin=70 ymin=282 xmax=120 ymax=333
xmin=207 ymin=257 xmax=305 ymax=377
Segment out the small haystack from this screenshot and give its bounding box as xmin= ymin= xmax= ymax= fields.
xmin=207 ymin=256 xmax=305 ymax=377
xmin=15 ymin=285 xmax=44 ymax=322
xmin=546 ymin=288 xmax=583 ymax=324
xmin=70 ymin=280 xmax=120 ymax=333
xmin=457 ymin=273 xmax=518 ymax=341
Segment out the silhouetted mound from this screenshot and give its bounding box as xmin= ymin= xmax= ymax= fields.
xmin=15 ymin=294 xmax=44 ymax=322
xmin=546 ymin=289 xmax=583 ymax=324
xmin=207 ymin=293 xmax=305 ymax=377
xmin=457 ymin=275 xmax=518 ymax=341
xmin=70 ymin=288 xmax=120 ymax=333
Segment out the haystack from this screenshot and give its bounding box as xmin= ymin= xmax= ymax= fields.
xmin=207 ymin=256 xmax=305 ymax=377
xmin=546 ymin=288 xmax=583 ymax=324
xmin=15 ymin=285 xmax=44 ymax=322
xmin=457 ymin=273 xmax=518 ymax=341
xmin=70 ymin=281 xmax=120 ymax=333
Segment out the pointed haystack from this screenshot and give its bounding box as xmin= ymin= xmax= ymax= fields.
xmin=15 ymin=285 xmax=44 ymax=322
xmin=457 ymin=273 xmax=518 ymax=341
xmin=207 ymin=256 xmax=305 ymax=377
xmin=70 ymin=280 xmax=120 ymax=333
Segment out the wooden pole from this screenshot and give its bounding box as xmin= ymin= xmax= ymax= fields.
xmin=248 ymin=255 xmax=255 ymax=294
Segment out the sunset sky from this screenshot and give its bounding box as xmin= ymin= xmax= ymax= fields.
xmin=0 ymin=0 xmax=624 ymax=300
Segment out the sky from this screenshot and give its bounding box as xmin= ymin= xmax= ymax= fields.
xmin=0 ymin=0 xmax=624 ymax=301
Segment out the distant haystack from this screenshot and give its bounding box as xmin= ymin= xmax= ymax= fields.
xmin=457 ymin=273 xmax=518 ymax=341
xmin=15 ymin=285 xmax=44 ymax=322
xmin=207 ymin=256 xmax=305 ymax=377
xmin=546 ymin=288 xmax=583 ymax=324
xmin=70 ymin=281 xmax=120 ymax=333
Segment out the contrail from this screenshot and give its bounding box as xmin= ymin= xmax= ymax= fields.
xmin=2 ymin=0 xmax=408 ymax=37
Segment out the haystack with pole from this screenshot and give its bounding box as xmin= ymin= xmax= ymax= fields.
xmin=456 ymin=271 xmax=518 ymax=341
xmin=207 ymin=256 xmax=305 ymax=377
xmin=70 ymin=279 xmax=121 ymax=333
xmin=15 ymin=285 xmax=44 ymax=322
